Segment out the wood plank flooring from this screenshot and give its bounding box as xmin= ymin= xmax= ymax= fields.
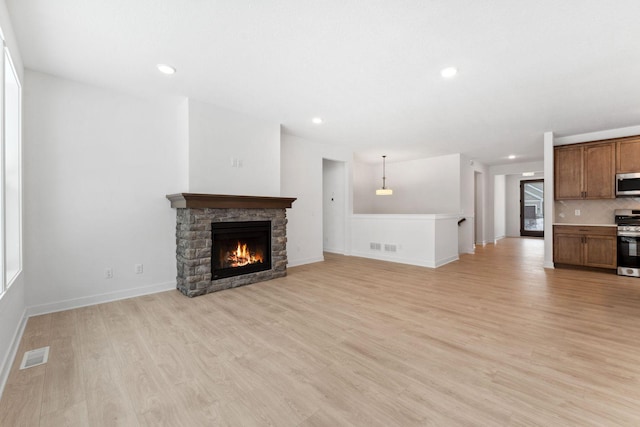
xmin=3 ymin=238 xmax=640 ymax=425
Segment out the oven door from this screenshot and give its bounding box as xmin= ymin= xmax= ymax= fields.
xmin=618 ymin=232 xmax=640 ymax=276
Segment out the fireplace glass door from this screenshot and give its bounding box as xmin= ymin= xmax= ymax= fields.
xmin=211 ymin=221 xmax=271 ymax=279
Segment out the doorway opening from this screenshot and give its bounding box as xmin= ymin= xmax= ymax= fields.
xmin=520 ymin=179 xmax=544 ymax=237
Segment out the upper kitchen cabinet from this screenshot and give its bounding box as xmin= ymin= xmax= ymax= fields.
xmin=554 ymin=141 xmax=615 ymax=200
xmin=616 ymin=135 xmax=640 ymax=173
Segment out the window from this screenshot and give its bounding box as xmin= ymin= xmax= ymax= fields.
xmin=0 ymin=33 xmax=23 ymax=297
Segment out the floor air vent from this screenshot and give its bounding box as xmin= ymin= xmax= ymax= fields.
xmin=19 ymin=346 xmax=50 ymax=370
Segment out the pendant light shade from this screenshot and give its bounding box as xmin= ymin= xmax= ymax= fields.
xmin=376 ymin=155 xmax=393 ymax=195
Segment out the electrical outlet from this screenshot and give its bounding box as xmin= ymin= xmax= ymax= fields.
xmin=135 ymin=264 xmax=143 ymax=274
xmin=575 ymin=209 xmax=581 ymax=216
xmin=105 ymin=268 xmax=113 ymax=279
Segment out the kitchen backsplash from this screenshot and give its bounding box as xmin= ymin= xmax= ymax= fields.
xmin=555 ymin=198 xmax=640 ymax=224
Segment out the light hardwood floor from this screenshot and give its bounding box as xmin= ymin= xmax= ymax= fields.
xmin=3 ymin=238 xmax=640 ymax=426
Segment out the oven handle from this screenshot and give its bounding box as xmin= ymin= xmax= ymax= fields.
xmin=618 ymin=231 xmax=640 ymax=237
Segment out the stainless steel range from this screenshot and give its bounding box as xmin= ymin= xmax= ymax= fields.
xmin=615 ymin=209 xmax=640 ymax=277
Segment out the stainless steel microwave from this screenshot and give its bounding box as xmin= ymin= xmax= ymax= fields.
xmin=617 ymin=173 xmax=640 ymax=196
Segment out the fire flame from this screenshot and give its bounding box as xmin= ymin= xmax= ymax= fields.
xmin=228 ymin=241 xmax=263 ymax=267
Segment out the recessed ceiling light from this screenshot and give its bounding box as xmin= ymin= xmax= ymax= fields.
xmin=508 ymin=155 xmax=516 ymax=160
xmin=157 ymin=64 xmax=176 ymax=75
xmin=441 ymin=67 xmax=458 ymax=78
xmin=312 ymin=117 xmax=323 ymax=124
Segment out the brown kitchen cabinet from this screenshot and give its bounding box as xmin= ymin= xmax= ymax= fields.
xmin=616 ymin=135 xmax=640 ymax=173
xmin=553 ymin=225 xmax=617 ymax=269
xmin=554 ymin=141 xmax=615 ymax=200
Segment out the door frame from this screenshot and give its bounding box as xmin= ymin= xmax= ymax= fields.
xmin=520 ymin=179 xmax=544 ymax=238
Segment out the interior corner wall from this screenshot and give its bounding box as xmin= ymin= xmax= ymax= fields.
xmin=354 ymin=153 xmax=461 ymax=214
xmin=23 ymin=71 xmax=187 ymax=313
xmin=281 ymin=134 xmax=352 ymax=267
xmin=187 ymin=99 xmax=280 ymax=196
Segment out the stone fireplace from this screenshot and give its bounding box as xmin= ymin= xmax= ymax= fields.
xmin=167 ymin=193 xmax=296 ymax=297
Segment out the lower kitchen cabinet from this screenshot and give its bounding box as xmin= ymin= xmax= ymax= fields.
xmin=553 ymin=225 xmax=617 ymax=269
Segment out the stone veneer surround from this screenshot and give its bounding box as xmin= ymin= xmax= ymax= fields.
xmin=167 ymin=194 xmax=295 ymax=297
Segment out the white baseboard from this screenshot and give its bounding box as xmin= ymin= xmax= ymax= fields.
xmin=287 ymin=256 xmax=325 ymax=268
xmin=434 ymin=254 xmax=460 ymax=267
xmin=0 ymin=308 xmax=27 ymax=401
xmin=322 ymin=248 xmax=345 ymax=255
xmin=27 ymin=281 xmax=177 ymax=317
xmin=543 ymin=262 xmax=555 ymax=269
xmin=350 ymin=250 xmax=441 ymax=268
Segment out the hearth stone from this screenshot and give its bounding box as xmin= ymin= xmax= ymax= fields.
xmin=172 ymin=204 xmax=290 ymax=297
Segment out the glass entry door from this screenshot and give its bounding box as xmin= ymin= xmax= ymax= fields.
xmin=520 ymin=179 xmax=544 ymax=237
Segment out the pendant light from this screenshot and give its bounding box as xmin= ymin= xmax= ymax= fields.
xmin=376 ymin=155 xmax=393 ymax=196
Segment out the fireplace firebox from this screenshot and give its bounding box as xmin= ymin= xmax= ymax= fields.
xmin=211 ymin=221 xmax=272 ymax=279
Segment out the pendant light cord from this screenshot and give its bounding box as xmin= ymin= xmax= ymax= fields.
xmin=382 ymin=155 xmax=387 ymax=189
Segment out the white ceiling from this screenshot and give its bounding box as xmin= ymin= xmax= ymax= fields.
xmin=6 ymin=0 xmax=640 ymax=165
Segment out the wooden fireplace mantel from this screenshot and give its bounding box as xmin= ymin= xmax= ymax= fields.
xmin=166 ymin=193 xmax=296 ymax=209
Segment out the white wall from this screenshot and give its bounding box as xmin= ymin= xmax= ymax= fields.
xmin=322 ymin=159 xmax=346 ymax=254
xmin=352 ymin=159 xmax=375 ymax=214
xmin=351 ymin=214 xmax=459 ymax=268
xmin=23 ymin=71 xmax=187 ymax=313
xmin=460 ymin=156 xmax=488 ymax=253
xmin=281 ymin=134 xmax=352 ymax=266
xmin=0 ymin=0 xmax=26 ymax=398
xmin=354 ymin=154 xmax=461 ymax=214
xmin=353 ymin=153 xmax=488 ymax=255
xmin=494 ymin=175 xmax=506 ymax=240
xmin=474 ymin=172 xmax=484 ymax=244
xmin=490 ymin=161 xmax=544 ymax=177
xmin=187 ymin=99 xmax=280 ymax=196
